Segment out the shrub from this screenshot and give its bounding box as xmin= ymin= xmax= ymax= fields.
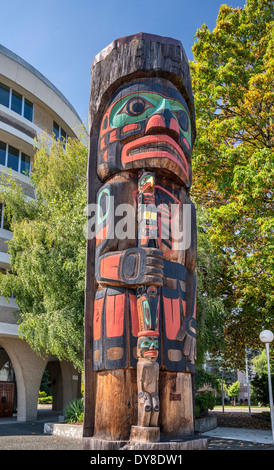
xmin=38 ymin=396 xmax=53 ymax=404
xmin=195 ymin=404 xmax=201 ymax=419
xmin=64 ymin=398 xmax=84 ymax=423
xmin=195 ymin=392 xmax=216 ymax=416
xmin=38 ymin=391 xmax=52 ymax=404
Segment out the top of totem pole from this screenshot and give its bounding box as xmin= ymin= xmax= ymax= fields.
xmin=92 ymin=33 xmax=185 ymax=67
xmin=89 ymin=32 xmax=196 ymax=142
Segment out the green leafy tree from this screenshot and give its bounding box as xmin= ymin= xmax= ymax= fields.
xmin=252 ymin=349 xmax=274 ymax=375
xmin=227 ymin=380 xmax=241 ymax=406
xmin=195 ymin=204 xmax=226 ymax=364
xmin=0 ymin=134 xmax=88 ymax=370
xmin=190 ymin=0 xmax=274 ymax=368
xmin=251 ymin=373 xmax=274 ymax=406
xmin=195 ymin=366 xmax=219 ymax=391
xmin=250 ymin=348 xmax=274 ymax=405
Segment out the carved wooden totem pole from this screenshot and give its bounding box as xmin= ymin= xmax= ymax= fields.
xmin=84 ymin=33 xmax=198 ymax=449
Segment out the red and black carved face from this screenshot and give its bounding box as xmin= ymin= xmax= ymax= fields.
xmin=97 ymin=78 xmax=192 ymax=187
xmin=137 ymin=333 xmax=159 ymax=360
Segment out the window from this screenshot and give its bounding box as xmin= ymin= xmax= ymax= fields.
xmin=60 ymin=127 xmax=67 ymax=142
xmin=11 ymin=90 xmax=22 ymax=115
xmin=0 ymin=83 xmax=10 ymax=108
xmin=7 ymin=145 xmax=19 ymax=172
xmin=53 ymin=120 xmax=60 ymax=140
xmin=0 ymin=204 xmax=11 ymax=231
xmin=0 ymin=82 xmax=33 ymax=122
xmin=53 ymin=120 xmax=67 ymax=144
xmin=0 ymin=141 xmax=6 ymax=166
xmin=24 ymin=98 xmax=33 ymax=121
xmin=21 ymin=153 xmax=31 ymax=177
xmin=0 ymin=140 xmax=31 ymax=176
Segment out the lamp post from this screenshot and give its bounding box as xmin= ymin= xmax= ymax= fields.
xmin=245 ymin=348 xmax=251 ymax=415
xmin=259 ymin=330 xmax=274 ymax=444
xmin=220 ymin=367 xmax=225 ymax=413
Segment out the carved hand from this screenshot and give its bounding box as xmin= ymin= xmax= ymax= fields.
xmin=181 ymin=316 xmax=196 ymax=364
xmin=119 ymin=247 xmax=164 ymax=287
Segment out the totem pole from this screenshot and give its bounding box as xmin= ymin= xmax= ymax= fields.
xmin=84 ymin=33 xmax=198 ymax=449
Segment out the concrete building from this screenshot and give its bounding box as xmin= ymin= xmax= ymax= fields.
xmin=0 ymin=44 xmax=84 ymax=421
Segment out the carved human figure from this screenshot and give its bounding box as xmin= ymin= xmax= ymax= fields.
xmin=137 ymin=359 xmax=159 ymax=427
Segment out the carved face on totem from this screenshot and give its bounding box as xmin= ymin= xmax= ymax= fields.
xmin=137 ymin=333 xmax=159 ymax=360
xmin=97 ymin=77 xmax=192 ymax=187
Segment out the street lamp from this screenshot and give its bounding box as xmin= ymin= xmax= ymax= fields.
xmin=220 ymin=367 xmax=225 ymax=413
xmin=245 ymin=348 xmax=251 ymax=415
xmin=259 ymin=330 xmax=274 ymax=444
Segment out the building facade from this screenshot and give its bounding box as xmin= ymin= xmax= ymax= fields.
xmin=0 ymin=44 xmax=84 ymax=421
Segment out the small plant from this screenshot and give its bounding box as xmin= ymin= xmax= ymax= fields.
xmin=64 ymin=398 xmax=84 ymax=423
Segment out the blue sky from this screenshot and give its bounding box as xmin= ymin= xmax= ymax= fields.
xmin=1 ymin=0 xmax=246 ymax=123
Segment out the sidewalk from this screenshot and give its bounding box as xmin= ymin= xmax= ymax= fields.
xmin=0 ymin=409 xmax=273 ymax=450
xmin=0 ymin=410 xmax=82 ymax=450
xmin=203 ymin=427 xmax=273 ymax=445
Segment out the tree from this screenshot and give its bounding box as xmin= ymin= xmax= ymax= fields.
xmin=195 ymin=204 xmax=226 ymax=364
xmin=251 ymin=373 xmax=274 ymax=406
xmin=227 ymin=380 xmax=241 ymax=406
xmin=195 ymin=366 xmax=220 ymax=392
xmin=0 ymin=133 xmax=88 ymax=370
xmin=250 ymin=348 xmax=274 ymax=405
xmin=190 ymin=0 xmax=274 ymax=368
xmin=252 ymin=349 xmax=274 ymax=376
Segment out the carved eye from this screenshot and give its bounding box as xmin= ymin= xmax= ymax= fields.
xmin=174 ymin=110 xmax=189 ymax=131
xmin=120 ymin=97 xmax=153 ymax=117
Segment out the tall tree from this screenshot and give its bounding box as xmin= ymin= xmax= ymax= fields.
xmin=190 ymin=0 xmax=274 ymax=368
xmin=195 ymin=203 xmax=226 ymax=365
xmin=0 ymin=135 xmax=88 ymax=370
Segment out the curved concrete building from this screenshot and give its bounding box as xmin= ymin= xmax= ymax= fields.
xmin=0 ymin=45 xmax=84 ymax=421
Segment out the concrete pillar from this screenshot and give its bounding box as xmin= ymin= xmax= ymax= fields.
xmin=60 ymin=361 xmax=81 ymax=409
xmin=0 ymin=337 xmax=47 ymax=421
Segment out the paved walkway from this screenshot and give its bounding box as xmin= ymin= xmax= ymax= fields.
xmin=203 ymin=427 xmax=273 ymax=445
xmin=0 ymin=409 xmax=273 ymax=451
xmin=0 ymin=411 xmax=82 ymax=450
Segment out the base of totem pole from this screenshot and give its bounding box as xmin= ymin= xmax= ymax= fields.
xmin=82 ymin=437 xmax=128 ymax=451
xmin=82 ymin=433 xmax=210 ymax=451
xmin=123 ymin=433 xmax=210 ymax=451
xmin=130 ymin=425 xmax=160 ymax=443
